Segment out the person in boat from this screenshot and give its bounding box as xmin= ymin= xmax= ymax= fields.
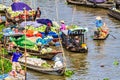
xmin=59 ymin=20 xmax=67 ymax=39
xmin=73 ymin=36 xmax=82 ymax=49
xmin=66 ymin=35 xmax=73 ymax=49
xmin=53 ymin=57 xmax=63 ymax=69
xmin=45 ymin=22 xmax=52 ymax=36
xmin=60 ymin=20 xmax=67 ymax=31
xmin=34 ymin=7 xmax=41 ymax=21
xmin=10 ymin=48 xmax=23 ymax=77
xmin=95 ymin=16 xmax=104 ymax=38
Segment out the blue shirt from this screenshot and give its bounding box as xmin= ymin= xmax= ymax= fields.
xmin=95 ymin=20 xmax=103 ymax=28
xmin=12 ymin=52 xmax=22 ymax=62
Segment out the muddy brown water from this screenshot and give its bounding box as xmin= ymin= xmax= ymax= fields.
xmin=1 ymin=0 xmax=120 ymax=80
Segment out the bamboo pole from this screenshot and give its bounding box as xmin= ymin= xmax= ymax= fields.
xmin=71 ymin=5 xmax=76 ymax=25
xmin=24 ymin=8 xmax=27 ymax=80
xmin=55 ymin=0 xmax=59 ymax=22
xmin=55 ymin=0 xmax=67 ymax=71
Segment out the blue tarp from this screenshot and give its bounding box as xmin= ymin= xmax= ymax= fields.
xmin=40 ymin=31 xmax=58 ymax=38
xmin=36 ymin=19 xmax=53 ymax=26
xmin=11 ymin=2 xmax=32 ymax=11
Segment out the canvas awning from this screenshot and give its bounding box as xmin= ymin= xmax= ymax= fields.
xmin=11 ymin=2 xmax=32 ymax=11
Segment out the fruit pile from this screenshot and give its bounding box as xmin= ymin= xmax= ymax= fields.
xmin=6 ymin=7 xmax=35 ymax=18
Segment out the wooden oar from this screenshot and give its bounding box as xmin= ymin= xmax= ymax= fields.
xmin=109 ymin=34 xmax=116 ymax=39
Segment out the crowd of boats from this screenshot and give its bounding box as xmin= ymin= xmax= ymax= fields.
xmin=0 ymin=0 xmax=118 ymax=79
xmin=67 ymin=0 xmax=120 ymax=20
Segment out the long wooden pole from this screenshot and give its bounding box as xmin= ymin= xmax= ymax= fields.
xmin=24 ymin=8 xmax=27 ymax=80
xmin=55 ymin=0 xmax=59 ymax=22
xmin=72 ymin=5 xmax=76 ymax=25
xmin=55 ymin=0 xmax=67 ymax=70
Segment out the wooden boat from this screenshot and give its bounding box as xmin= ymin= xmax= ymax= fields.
xmin=2 ymin=32 xmax=62 ymax=60
xmin=1 ymin=57 xmax=64 ymax=79
xmin=93 ymin=31 xmax=109 ymax=40
xmin=108 ymin=8 xmax=120 ymax=20
xmin=4 ymin=8 xmax=34 ymax=23
xmin=17 ymin=46 xmax=62 ymax=60
xmin=66 ymin=0 xmax=114 ymax=9
xmin=20 ymin=61 xmax=65 ymax=75
xmin=61 ymin=28 xmax=88 ymax=53
xmin=18 ymin=56 xmax=65 ymax=75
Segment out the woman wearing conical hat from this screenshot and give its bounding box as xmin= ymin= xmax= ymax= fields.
xmin=95 ymin=16 xmax=103 ymax=28
xmin=60 ymin=20 xmax=67 ymax=31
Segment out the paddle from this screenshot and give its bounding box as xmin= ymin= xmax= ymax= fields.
xmin=109 ymin=34 xmax=116 ymax=39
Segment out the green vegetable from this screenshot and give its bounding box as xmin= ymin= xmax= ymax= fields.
xmin=41 ymin=63 xmax=51 ymax=68
xmin=113 ymin=60 xmax=119 ymax=66
xmin=103 ymin=78 xmax=109 ymax=80
xmin=0 ymin=58 xmax=12 ymax=74
xmin=64 ymin=69 xmax=74 ymax=77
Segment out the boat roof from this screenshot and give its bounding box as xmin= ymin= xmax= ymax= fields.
xmin=71 ymin=27 xmax=88 ymax=32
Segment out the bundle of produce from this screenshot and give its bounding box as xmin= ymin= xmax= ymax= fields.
xmin=40 ymin=47 xmax=53 ymax=54
xmin=0 ymin=4 xmax=9 ymax=10
xmin=26 ymin=29 xmax=34 ymax=37
xmin=52 ymin=21 xmax=60 ymax=28
xmin=19 ymin=57 xmax=49 ymax=67
xmin=6 ymin=7 xmax=35 ymax=19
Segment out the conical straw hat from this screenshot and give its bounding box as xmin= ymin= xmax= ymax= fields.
xmin=96 ymin=16 xmax=102 ymax=20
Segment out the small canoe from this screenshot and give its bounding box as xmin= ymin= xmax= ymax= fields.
xmin=19 ymin=57 xmax=65 ymax=75
xmin=20 ymin=62 xmax=65 ymax=75
xmin=93 ymin=31 xmax=109 ymax=40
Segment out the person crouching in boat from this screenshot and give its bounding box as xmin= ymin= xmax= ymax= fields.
xmin=53 ymin=57 xmax=63 ymax=69
xmin=45 ymin=22 xmax=52 ymax=36
xmin=95 ymin=16 xmax=103 ymax=38
xmin=10 ymin=48 xmax=24 ymax=77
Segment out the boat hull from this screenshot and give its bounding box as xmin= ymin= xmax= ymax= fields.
xmin=20 ymin=62 xmax=65 ymax=75
xmin=108 ymin=8 xmax=120 ymax=20
xmin=93 ymin=34 xmax=109 ymax=40
xmin=67 ymin=0 xmax=114 ymax=9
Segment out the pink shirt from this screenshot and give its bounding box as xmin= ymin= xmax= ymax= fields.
xmin=60 ymin=23 xmax=66 ymax=31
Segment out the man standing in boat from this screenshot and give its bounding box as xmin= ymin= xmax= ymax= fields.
xmin=34 ymin=7 xmax=41 ymax=21
xmin=10 ymin=48 xmax=23 ymax=77
xmin=45 ymin=22 xmax=52 ymax=36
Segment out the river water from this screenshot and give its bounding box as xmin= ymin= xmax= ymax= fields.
xmin=1 ymin=0 xmax=120 ymax=80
